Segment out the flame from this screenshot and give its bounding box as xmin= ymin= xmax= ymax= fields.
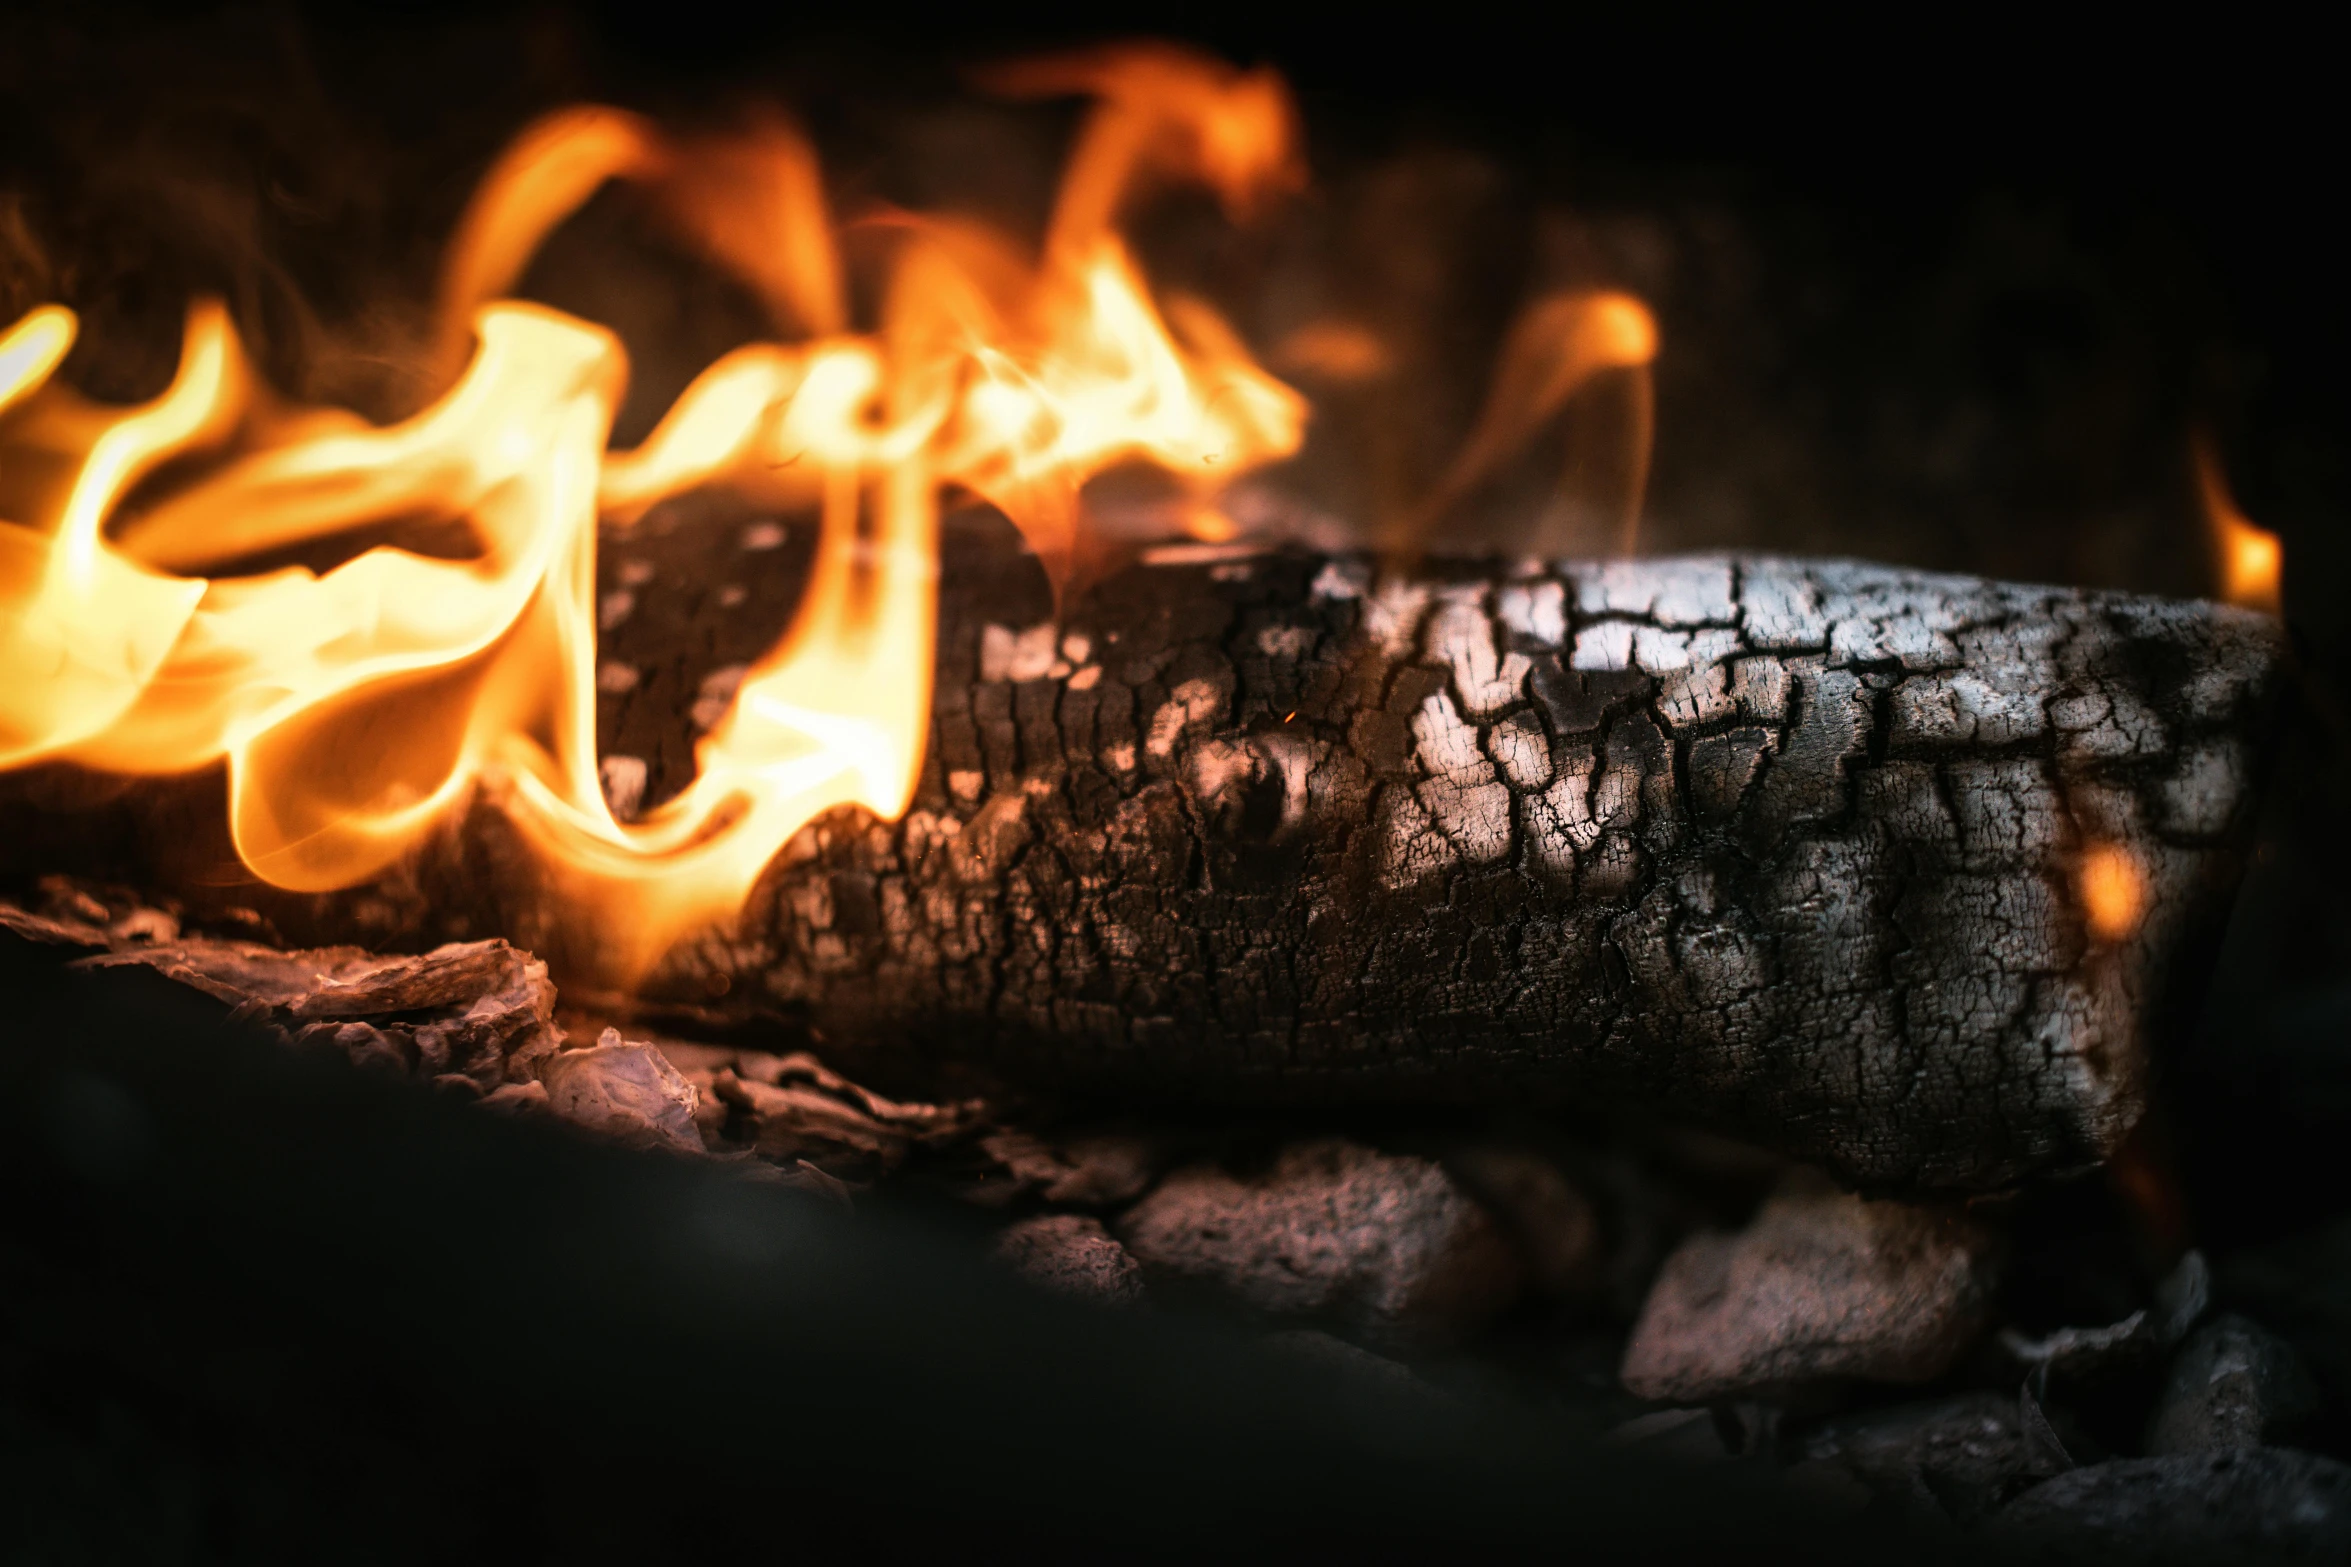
xmin=2192 ymin=432 xmax=2282 ymax=615
xmin=2080 ymin=843 xmax=2147 ymax=943
xmin=1406 ymin=289 xmax=1658 ymax=557
xmin=0 ymin=46 xmax=1306 ymax=974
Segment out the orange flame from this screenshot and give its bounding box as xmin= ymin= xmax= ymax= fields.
xmin=1407 ymin=288 xmax=1658 ymax=557
xmin=2080 ymin=842 xmax=2147 ymax=943
xmin=2192 ymin=432 xmax=2282 ymax=615
xmin=0 ymin=46 xmax=1307 ymax=974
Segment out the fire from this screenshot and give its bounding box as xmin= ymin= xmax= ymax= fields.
xmin=0 ymin=46 xmax=1306 ymax=973
xmin=2193 ymin=432 xmax=2282 ymax=615
xmin=2079 ymin=843 xmax=2147 ymax=943
xmin=1408 ymin=289 xmax=1658 ymax=556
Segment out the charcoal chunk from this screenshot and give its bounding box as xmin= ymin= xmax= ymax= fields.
xmin=2144 ymin=1313 xmax=2321 ymax=1455
xmin=1802 ymin=1391 xmax=2063 ymax=1523
xmin=1993 ymin=1448 xmax=2351 ymax=1564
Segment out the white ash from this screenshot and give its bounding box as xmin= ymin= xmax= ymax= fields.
xmin=599 ymin=755 xmax=649 ymax=820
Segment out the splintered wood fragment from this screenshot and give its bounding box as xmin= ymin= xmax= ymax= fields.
xmin=612 ymin=547 xmax=2282 ymax=1195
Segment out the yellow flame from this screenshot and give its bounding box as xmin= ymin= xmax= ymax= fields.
xmin=0 ymin=45 xmax=1308 ymax=975
xmin=2192 ymin=432 xmax=2282 ymax=615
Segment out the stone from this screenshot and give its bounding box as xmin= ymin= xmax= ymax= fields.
xmin=1801 ymin=1391 xmax=2066 ymax=1523
xmin=1993 ymin=1448 xmax=2351 ymax=1564
xmin=1116 ymin=1137 xmax=1522 ymax=1351
xmin=538 ymin=1031 xmax=702 ymax=1154
xmin=2144 ymin=1313 xmax=2321 ymax=1455
xmin=994 ymin=1214 xmax=1145 ymax=1307
xmin=1619 ymin=1172 xmax=2000 ymax=1402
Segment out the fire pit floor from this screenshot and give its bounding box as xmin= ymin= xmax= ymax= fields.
xmin=8 ymin=873 xmax=2348 ymax=1561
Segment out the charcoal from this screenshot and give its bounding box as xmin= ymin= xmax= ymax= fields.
xmin=2144 ymin=1313 xmax=2321 ymax=1455
xmin=994 ymin=1214 xmax=1146 ymax=1306
xmin=1991 ymin=1447 xmax=2351 ymax=1564
xmin=1619 ymin=1172 xmax=2000 ymax=1402
xmin=538 ymin=1031 xmax=702 ymax=1154
xmin=1117 ymin=1136 xmax=1522 ymax=1352
xmin=1802 ymin=1391 xmax=2066 ymax=1523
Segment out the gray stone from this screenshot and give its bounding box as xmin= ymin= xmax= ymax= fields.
xmin=1993 ymin=1448 xmax=2351 ymax=1565
xmin=1117 ymin=1137 xmax=1522 ymax=1351
xmin=994 ymin=1214 xmax=1145 ymax=1307
xmin=1620 ymin=1173 xmax=2000 ymax=1402
xmin=2145 ymin=1313 xmax=2321 ymax=1455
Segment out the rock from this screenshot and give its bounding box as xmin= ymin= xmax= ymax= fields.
xmin=1992 ymin=1448 xmax=2351 ymax=1564
xmin=2144 ymin=1313 xmax=2321 ymax=1455
xmin=1619 ymin=1172 xmax=2000 ymax=1402
xmin=1447 ymin=1145 xmax=1605 ymax=1303
xmin=538 ymin=1031 xmax=702 ymax=1154
xmin=1802 ymin=1391 xmax=2067 ymax=1523
xmin=2219 ymin=1217 xmax=2351 ymax=1416
xmin=1116 ymin=1137 xmax=1522 ymax=1351
xmin=994 ymin=1215 xmax=1145 ymax=1307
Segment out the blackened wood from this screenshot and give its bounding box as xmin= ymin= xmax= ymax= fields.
xmin=610 ymin=540 xmax=2281 ymax=1193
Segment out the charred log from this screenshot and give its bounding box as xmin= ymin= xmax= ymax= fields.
xmin=0 ymin=529 xmax=2288 ymax=1193
xmin=609 ymin=533 xmax=2283 ymax=1194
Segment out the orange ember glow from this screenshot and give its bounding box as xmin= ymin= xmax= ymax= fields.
xmin=2193 ymin=433 xmax=2282 ymax=615
xmin=0 ymin=47 xmax=1312 ymax=973
xmin=2079 ymin=843 xmax=2147 ymax=943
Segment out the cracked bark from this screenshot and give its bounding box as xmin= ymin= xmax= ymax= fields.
xmin=591 ymin=529 xmax=2282 ymax=1193
xmin=0 ymin=525 xmax=2286 ymax=1193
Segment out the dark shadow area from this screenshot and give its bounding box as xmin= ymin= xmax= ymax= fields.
xmin=1 ymin=931 xmax=1935 ymax=1559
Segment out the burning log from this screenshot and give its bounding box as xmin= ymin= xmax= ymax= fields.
xmin=585 ymin=540 xmax=2279 ymax=1195
xmin=0 ymin=543 xmax=2283 ymax=1194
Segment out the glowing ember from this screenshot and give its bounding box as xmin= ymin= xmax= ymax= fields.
xmin=0 ymin=45 xmax=1654 ymax=975
xmin=2079 ymin=843 xmax=2148 ymax=943
xmin=2194 ymin=432 xmax=2283 ymax=615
